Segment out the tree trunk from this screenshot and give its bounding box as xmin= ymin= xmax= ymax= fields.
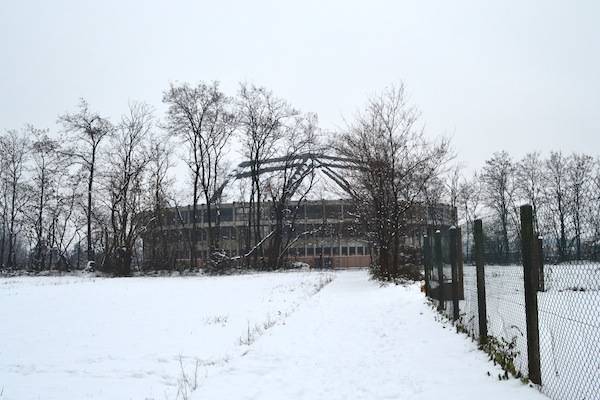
xmin=87 ymin=151 xmax=95 ymax=262
xmin=191 ymin=172 xmax=199 ymax=270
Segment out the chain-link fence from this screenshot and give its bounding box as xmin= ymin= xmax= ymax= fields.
xmin=424 ymin=203 xmax=599 ymax=400
xmin=533 ymin=184 xmax=600 ymax=400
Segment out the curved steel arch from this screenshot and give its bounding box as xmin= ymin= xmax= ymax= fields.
xmin=211 ymin=153 xmax=366 ymax=202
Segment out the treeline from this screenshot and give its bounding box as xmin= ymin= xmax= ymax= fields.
xmin=444 ymin=151 xmax=600 ymax=263
xmin=0 ymin=82 xmax=322 ymax=275
xmin=1 ymin=82 xmax=454 ymax=279
xmin=9 ymin=79 xmax=592 ymax=278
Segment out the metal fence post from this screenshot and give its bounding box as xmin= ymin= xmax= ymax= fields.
xmin=474 ymin=219 xmax=488 ymax=345
xmin=520 ymin=205 xmax=542 ymax=385
xmin=434 ymin=230 xmax=444 ymax=311
xmin=449 ymin=226 xmax=460 ymax=321
xmin=423 ymin=234 xmax=431 ymax=296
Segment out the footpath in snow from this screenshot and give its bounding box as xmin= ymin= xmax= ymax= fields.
xmin=193 ymin=269 xmax=546 ymax=400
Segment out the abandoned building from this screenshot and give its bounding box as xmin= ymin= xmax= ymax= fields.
xmin=141 ymin=199 xmax=456 ymax=269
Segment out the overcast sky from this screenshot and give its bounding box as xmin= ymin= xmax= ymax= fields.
xmin=1 ymin=0 xmax=598 ymax=175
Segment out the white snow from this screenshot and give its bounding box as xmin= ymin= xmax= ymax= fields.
xmin=191 ymin=270 xmax=545 ymax=400
xmin=0 ymin=270 xmax=546 ymax=399
xmin=0 ymin=272 xmax=333 ymax=400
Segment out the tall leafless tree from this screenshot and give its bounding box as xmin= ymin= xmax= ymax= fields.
xmin=515 ymin=152 xmax=544 ymax=231
xmin=163 ymin=81 xmax=236 ymax=269
xmin=567 ymin=153 xmax=594 ymax=259
xmin=102 ymin=102 xmax=153 ymax=276
xmin=481 ymin=151 xmax=516 ymax=262
xmin=143 ymin=133 xmax=175 ymax=270
xmin=0 ymin=130 xmax=30 ymax=269
xmin=335 ymin=85 xmax=451 ymax=280
xmin=262 ymin=113 xmax=320 ymax=269
xmin=544 ymin=151 xmax=570 ymax=261
xmin=28 ymin=126 xmax=64 ymax=270
xmin=58 ymin=99 xmax=113 ymax=264
xmin=237 ymin=83 xmax=298 ymax=266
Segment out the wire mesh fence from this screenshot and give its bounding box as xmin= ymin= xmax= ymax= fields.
xmin=423 ymin=227 xmax=462 ymax=322
xmin=424 ymin=202 xmax=599 ymax=400
xmin=533 ymin=185 xmax=600 ymax=400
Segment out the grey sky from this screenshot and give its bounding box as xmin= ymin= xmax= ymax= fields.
xmin=1 ymin=0 xmax=598 ymax=175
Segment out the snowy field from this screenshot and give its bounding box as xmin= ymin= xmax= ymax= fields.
xmin=1 ymin=270 xmax=546 ymax=400
xmin=460 ymin=264 xmax=600 ymax=400
xmin=0 ymin=271 xmax=333 ymax=400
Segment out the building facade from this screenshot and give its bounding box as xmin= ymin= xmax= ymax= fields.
xmin=142 ymin=199 xmax=456 ymax=269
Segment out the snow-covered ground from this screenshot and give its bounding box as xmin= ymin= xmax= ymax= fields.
xmin=1 ymin=270 xmax=546 ymax=399
xmin=0 ymin=272 xmax=333 ymax=400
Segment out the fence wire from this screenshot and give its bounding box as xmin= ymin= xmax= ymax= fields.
xmin=427 ymin=200 xmax=599 ymax=400
xmin=533 ymin=186 xmax=600 ymax=400
xmin=459 ymin=218 xmax=530 ymax=378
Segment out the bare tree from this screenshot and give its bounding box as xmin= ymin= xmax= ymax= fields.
xmin=445 ymin=164 xmax=462 ymax=224
xmin=458 ymin=172 xmax=482 ymax=261
xmin=515 ymin=152 xmax=545 ymax=230
xmin=143 ymin=133 xmax=175 ymax=270
xmin=103 ymin=102 xmax=153 ymax=276
xmin=262 ymin=113 xmax=320 ymax=269
xmin=423 ymin=176 xmax=447 ymax=227
xmin=58 ymin=99 xmax=113 ymax=264
xmin=567 ymin=153 xmax=594 ymax=259
xmin=335 ymin=84 xmax=451 ymax=280
xmin=544 ymin=151 xmax=570 ymax=261
xmin=48 ymin=172 xmax=82 ymax=271
xmin=163 ymin=81 xmax=236 ymax=269
xmin=590 ymin=158 xmax=600 ymax=245
xmin=0 ymin=130 xmax=30 ymax=269
xmin=28 ymin=126 xmax=64 ymax=270
xmin=481 ymin=151 xmax=516 ymax=262
xmin=0 ymin=166 xmax=8 ymax=267
xmin=237 ymin=83 xmax=298 ymax=266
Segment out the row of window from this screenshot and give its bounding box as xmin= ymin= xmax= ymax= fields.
xmin=288 ymin=246 xmax=368 ymax=257
xmin=171 ymin=246 xmax=369 ymax=260
xmin=158 ymin=224 xmax=364 ymax=242
xmin=167 ymin=203 xmax=455 ymax=226
xmin=170 ymin=203 xmax=358 ymax=224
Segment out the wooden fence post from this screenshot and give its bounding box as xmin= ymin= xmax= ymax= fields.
xmin=449 ymin=226 xmax=460 ymax=321
xmin=520 ymin=205 xmax=542 ymax=385
xmin=474 ymin=219 xmax=488 ymax=344
xmin=434 ymin=230 xmax=444 ymax=311
xmin=423 ymin=234 xmax=431 ymax=296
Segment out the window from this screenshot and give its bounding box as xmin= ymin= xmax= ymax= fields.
xmin=342 ymin=246 xmax=348 ymax=256
xmin=349 ymin=247 xmax=356 ymax=256
xmin=219 ymin=207 xmax=233 ymax=222
xmin=357 ymin=246 xmax=364 ymax=255
xmin=307 ymin=247 xmax=314 ymax=256
xmin=324 ymin=247 xmax=331 ymax=256
xmin=297 ymin=248 xmax=305 ymax=257
xmin=220 ymin=227 xmax=230 ymax=240
xmin=306 ymin=205 xmax=322 ymax=219
xmin=325 ymin=204 xmax=342 ymax=219
xmin=333 ymin=247 xmax=339 ymax=256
